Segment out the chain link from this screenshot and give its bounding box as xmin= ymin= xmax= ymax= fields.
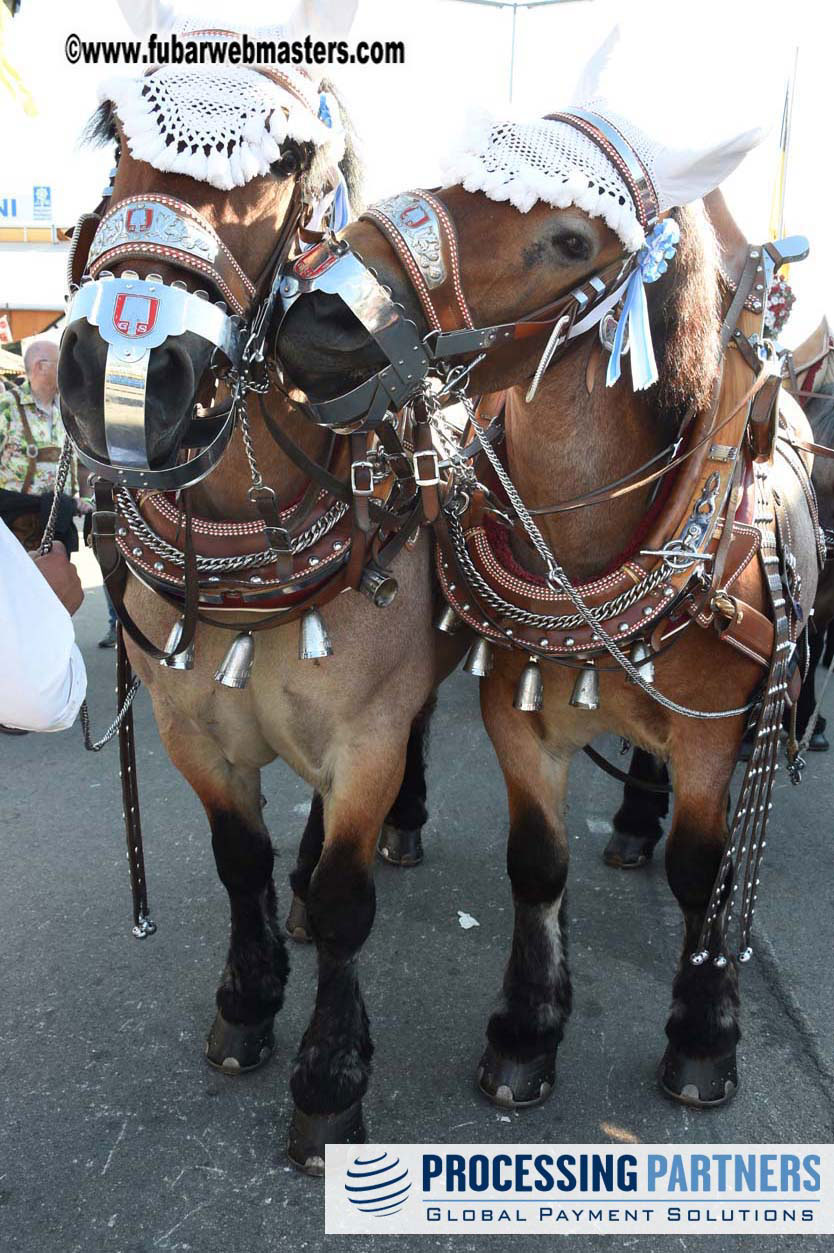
xmin=114 ymin=487 xmax=347 ymax=572
xmin=447 ymin=510 xmax=667 ymax=630
xmin=474 ymin=428 xmax=754 ymax=720
xmin=79 ymin=678 xmax=141 ymax=752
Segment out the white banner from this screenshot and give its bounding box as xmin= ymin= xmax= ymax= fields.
xmin=0 ymin=186 xmax=53 ymax=225
xmin=325 ymin=1143 xmax=833 ymax=1235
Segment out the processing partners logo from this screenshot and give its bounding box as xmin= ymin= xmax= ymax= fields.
xmin=344 ymin=1150 xmax=412 ymax=1218
xmin=326 ymin=1143 xmax=834 ymax=1236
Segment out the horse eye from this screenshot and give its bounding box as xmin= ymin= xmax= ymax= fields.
xmin=554 ymin=233 xmax=590 ymax=261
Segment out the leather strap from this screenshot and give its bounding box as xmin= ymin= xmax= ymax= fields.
xmin=94 ymin=481 xmax=199 ymax=660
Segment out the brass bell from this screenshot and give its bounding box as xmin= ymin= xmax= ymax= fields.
xmin=434 ymin=604 xmax=461 ymax=634
xmin=215 ymin=631 xmax=255 ymax=688
xmin=359 ymin=562 xmax=398 ymax=608
xmin=513 ymin=657 xmax=543 ymax=712
xmin=570 ymin=663 xmax=600 ymax=711
xmin=298 ymin=608 xmax=333 ymax=660
xmin=628 ymin=639 xmax=655 ymax=685
xmin=160 ymin=617 xmax=194 ymax=671
xmin=464 ymin=637 xmax=493 ymax=678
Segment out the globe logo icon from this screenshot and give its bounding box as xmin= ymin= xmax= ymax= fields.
xmin=344 ymin=1151 xmax=412 ymax=1217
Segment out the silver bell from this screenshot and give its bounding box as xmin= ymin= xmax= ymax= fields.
xmin=160 ymin=617 xmax=194 ymax=671
xmin=215 ymin=631 xmax=255 ymax=688
xmin=359 ymin=562 xmax=398 ymax=608
xmin=513 ymin=658 xmax=543 ymax=712
xmin=570 ymin=663 xmax=600 ymax=711
xmin=298 ymin=608 xmax=333 ymax=660
xmin=435 ymin=604 xmax=461 ymax=634
xmin=627 ymin=639 xmax=655 ymax=685
xmin=464 ymin=636 xmax=493 ymax=678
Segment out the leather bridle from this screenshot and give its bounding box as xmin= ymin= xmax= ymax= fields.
xmin=274 ymin=189 xmax=638 ymax=433
xmin=62 ymin=177 xmax=308 ymax=492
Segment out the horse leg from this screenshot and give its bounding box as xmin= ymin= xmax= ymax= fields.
xmin=159 ymin=727 xmax=288 ymax=1074
xmin=378 ymin=695 xmax=436 ymax=867
xmin=477 ymin=715 xmax=572 ymax=1109
xmin=659 ymin=746 xmax=740 ymax=1107
xmin=604 ymin=747 xmax=670 ymax=869
xmin=287 ymin=738 xmax=407 ymax=1174
xmin=285 ymin=698 xmax=435 ymax=941
xmin=285 ymin=793 xmax=324 ymax=943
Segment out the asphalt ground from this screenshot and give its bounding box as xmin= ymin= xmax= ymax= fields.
xmin=2 ymin=553 xmax=833 ymax=1253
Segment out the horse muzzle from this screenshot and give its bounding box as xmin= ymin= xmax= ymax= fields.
xmin=61 ymin=272 xmax=243 ymax=490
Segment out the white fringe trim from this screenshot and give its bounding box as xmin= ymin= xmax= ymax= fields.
xmin=441 ymin=111 xmax=646 ymax=252
xmin=99 ymin=72 xmax=345 ymax=192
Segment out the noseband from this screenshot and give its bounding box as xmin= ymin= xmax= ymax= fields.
xmin=275 ymin=187 xmax=637 ymax=431
xmin=63 ymin=181 xmax=306 ymax=491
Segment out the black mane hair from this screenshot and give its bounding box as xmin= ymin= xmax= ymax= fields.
xmin=82 ymin=75 xmax=364 ymax=214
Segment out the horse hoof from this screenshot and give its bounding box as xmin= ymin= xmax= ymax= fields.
xmin=658 ymin=1046 xmax=738 ymax=1107
xmin=477 ymin=1043 xmax=555 ymax=1109
xmin=287 ymin=1101 xmax=366 ymax=1176
xmin=809 ymin=730 xmax=829 ymax=752
xmin=378 ymin=823 xmax=423 ymax=867
xmin=603 ymin=829 xmax=658 ymax=869
xmin=286 ymin=894 xmax=312 ymax=943
xmin=205 ymin=1010 xmax=275 ymax=1075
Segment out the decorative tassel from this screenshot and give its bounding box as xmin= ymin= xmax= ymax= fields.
xmin=514 ymin=657 xmax=544 ymax=712
xmin=298 ymin=609 xmax=333 ymax=660
xmin=214 ymin=631 xmax=255 ymax=689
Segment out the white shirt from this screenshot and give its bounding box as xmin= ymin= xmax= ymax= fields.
xmin=0 ymin=521 xmax=87 ymax=732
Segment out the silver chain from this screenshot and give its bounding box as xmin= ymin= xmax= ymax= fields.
xmin=447 ymin=509 xmax=667 ymax=630
xmin=39 ymin=438 xmax=74 ymax=555
xmin=114 ymin=487 xmax=347 ymax=572
xmin=474 ymin=427 xmax=754 ymax=720
xmin=80 ymin=676 xmax=141 ymax=751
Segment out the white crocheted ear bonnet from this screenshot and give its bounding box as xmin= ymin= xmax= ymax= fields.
xmin=99 ymin=23 xmax=345 ymax=192
xmin=441 ymin=30 xmax=766 ymax=252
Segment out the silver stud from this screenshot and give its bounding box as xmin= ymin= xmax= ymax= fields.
xmin=117 ymin=526 xmax=128 ymax=537
xmin=132 ymin=546 xmax=142 ymax=557
xmin=153 ymin=561 xmax=165 ymax=572
xmin=564 ymin=637 xmax=575 ymax=646
xmin=309 ymin=556 xmax=320 ymax=566
xmin=332 ymin=541 xmax=343 ymax=552
xmin=249 ymin=575 xmax=263 ymax=584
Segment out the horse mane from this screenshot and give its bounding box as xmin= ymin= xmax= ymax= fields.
xmin=647 ymin=201 xmax=721 ymax=425
xmin=82 ymin=77 xmax=364 ymax=215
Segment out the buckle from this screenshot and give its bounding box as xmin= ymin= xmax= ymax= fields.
xmin=350 ymin=459 xmax=375 ymax=496
xmin=710 ymin=590 xmax=744 ymax=627
xmin=26 ymin=443 xmax=38 ymax=459
xmin=413 ymin=448 xmax=440 ymax=488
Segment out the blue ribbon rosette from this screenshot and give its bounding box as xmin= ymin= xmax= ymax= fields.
xmin=606 ymin=218 xmax=681 ymax=392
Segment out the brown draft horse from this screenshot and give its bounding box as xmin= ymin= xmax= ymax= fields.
xmin=279 ymin=188 xmax=820 ymax=1125
xmin=57 ymin=99 xmax=459 ymax=1172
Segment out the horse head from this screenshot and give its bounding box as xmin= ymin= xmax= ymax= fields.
xmin=277 ymin=188 xmax=627 ymax=403
xmin=59 ymin=61 xmax=356 ymax=483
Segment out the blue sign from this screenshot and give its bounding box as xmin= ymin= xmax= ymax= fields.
xmin=32 ymin=185 xmax=52 ymax=222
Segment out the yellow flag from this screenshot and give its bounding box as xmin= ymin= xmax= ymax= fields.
xmin=0 ymin=4 xmax=38 ymax=119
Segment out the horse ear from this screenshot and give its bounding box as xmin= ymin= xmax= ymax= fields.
xmin=651 ymin=125 xmax=768 ymax=220
xmin=703 ymin=188 xmax=749 ymax=287
xmin=570 ymin=26 xmax=621 ymax=103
